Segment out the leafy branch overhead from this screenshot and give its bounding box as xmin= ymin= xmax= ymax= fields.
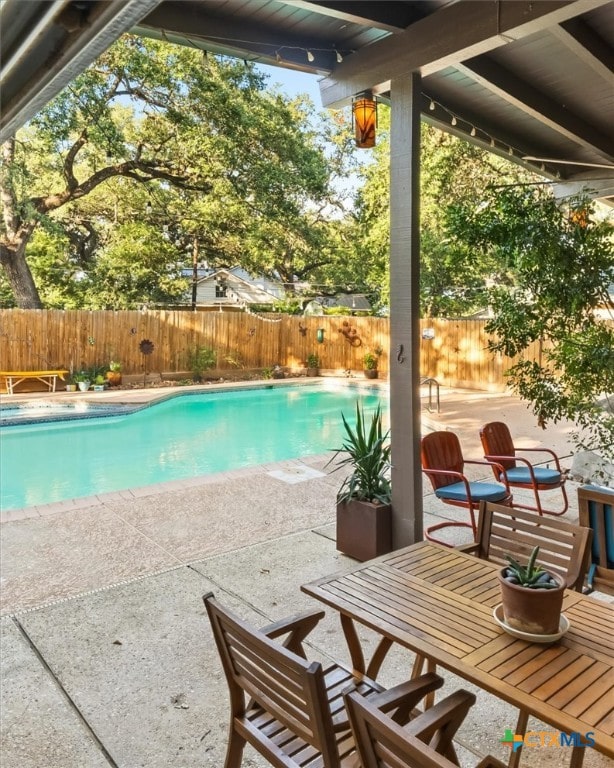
xmin=1 ymin=37 xmax=355 ymax=309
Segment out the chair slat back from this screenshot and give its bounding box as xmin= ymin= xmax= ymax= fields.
xmin=476 ymin=501 xmax=592 ymax=590
xmin=345 ymin=691 xmax=459 ymax=768
xmin=479 ymin=422 xmax=516 ymax=470
xmin=578 ymin=485 xmax=614 ymax=594
xmin=421 ymin=432 xmax=464 ymax=490
xmin=205 ymin=595 xmax=339 ymax=765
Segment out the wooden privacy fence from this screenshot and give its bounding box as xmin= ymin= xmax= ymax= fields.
xmin=0 ymin=309 xmax=552 ymax=391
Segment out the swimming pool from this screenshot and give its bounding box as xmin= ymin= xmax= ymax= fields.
xmin=0 ymin=383 xmax=387 ymax=512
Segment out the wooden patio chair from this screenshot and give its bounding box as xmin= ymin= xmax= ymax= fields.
xmin=203 ymin=592 xmax=447 ymax=768
xmin=345 ymin=688 xmax=506 ymax=768
xmin=577 ymin=485 xmax=614 ymax=596
xmin=479 ymin=421 xmax=568 ymax=516
xmin=421 ymin=431 xmax=512 ymax=546
xmin=462 ymin=500 xmax=592 ymax=591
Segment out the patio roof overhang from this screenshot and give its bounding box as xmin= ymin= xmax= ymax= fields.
xmin=2 ymin=0 xmax=613 ymax=199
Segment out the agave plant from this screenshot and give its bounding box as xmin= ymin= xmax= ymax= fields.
xmin=328 ymin=403 xmax=391 ymax=505
xmin=503 ymin=546 xmax=560 ymax=589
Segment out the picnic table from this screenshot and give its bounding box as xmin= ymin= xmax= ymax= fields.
xmin=0 ymin=370 xmax=68 ymax=394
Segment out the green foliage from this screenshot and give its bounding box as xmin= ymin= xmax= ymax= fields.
xmin=362 ymin=351 xmax=379 ymax=370
xmin=306 ymin=353 xmax=320 ymax=368
xmin=187 ymin=346 xmax=216 ymax=381
xmin=328 ymin=403 xmax=392 ymax=505
xmin=2 ymin=38 xmax=356 ymax=308
xmin=272 ymin=298 xmax=303 ymax=314
xmin=447 ymin=185 xmax=614 ymax=460
xmin=503 ymin=547 xmax=559 ymax=589
xmin=261 ymin=366 xmax=274 ymax=379
xmin=362 ymin=352 xmax=375 ymax=369
xmin=83 ymin=221 xmax=187 ymax=308
xmin=351 ymin=121 xmax=534 ymax=315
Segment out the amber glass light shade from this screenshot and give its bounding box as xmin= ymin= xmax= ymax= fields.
xmin=352 ymin=95 xmax=377 ymax=148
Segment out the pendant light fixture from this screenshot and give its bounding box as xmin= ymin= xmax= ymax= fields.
xmin=352 ymin=91 xmax=377 ymax=148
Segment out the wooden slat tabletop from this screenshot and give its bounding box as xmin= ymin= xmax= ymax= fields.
xmin=302 ymin=541 xmax=614 ymax=760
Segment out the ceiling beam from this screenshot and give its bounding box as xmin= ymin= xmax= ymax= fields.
xmin=277 ymin=1 xmax=419 ymax=32
xmin=551 ymin=17 xmax=614 ymax=81
xmin=319 ymin=0 xmax=611 ymax=107
xmin=457 ymin=57 xmax=614 ymax=159
xmin=135 ymin=0 xmax=337 ymax=72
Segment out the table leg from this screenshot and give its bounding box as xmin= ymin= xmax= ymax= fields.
xmin=340 ymin=614 xmax=365 ymax=674
xmin=507 ymin=710 xmax=528 ymax=768
xmin=569 ymin=746 xmax=585 ymax=768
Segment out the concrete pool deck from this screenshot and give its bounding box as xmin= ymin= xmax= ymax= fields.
xmin=1 ymin=382 xmax=611 ymax=767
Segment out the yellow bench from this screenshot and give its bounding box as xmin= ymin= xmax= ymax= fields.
xmin=0 ymin=370 xmax=69 ymax=395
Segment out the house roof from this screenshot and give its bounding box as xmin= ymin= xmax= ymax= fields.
xmin=197 ymin=268 xmax=279 ymax=304
xmin=2 ymin=0 xmax=613 ymax=201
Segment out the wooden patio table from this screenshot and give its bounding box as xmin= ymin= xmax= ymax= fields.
xmin=301 ymin=541 xmax=614 ymax=768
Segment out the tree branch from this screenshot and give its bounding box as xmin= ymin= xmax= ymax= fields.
xmin=31 ymin=160 xmax=211 ymax=214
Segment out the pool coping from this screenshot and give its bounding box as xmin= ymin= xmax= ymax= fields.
xmin=1 ymin=377 xmax=388 ymax=521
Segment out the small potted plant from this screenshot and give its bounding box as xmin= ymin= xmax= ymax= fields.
xmin=64 ymin=373 xmax=77 ymax=392
xmin=306 ymin=353 xmax=320 ymax=377
xmin=498 ymin=546 xmax=565 ymax=635
xmin=363 ymin=347 xmax=382 ymax=379
xmin=328 ymin=403 xmax=392 ymax=561
xmin=105 ymin=360 xmax=122 ymax=386
xmin=74 ymin=371 xmax=91 ymax=392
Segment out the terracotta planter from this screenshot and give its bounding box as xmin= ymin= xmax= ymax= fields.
xmin=336 ymin=499 xmax=392 ymax=561
xmin=498 ymin=568 xmax=565 ymax=635
xmin=364 ymin=369 xmax=378 ymax=379
xmin=105 ymin=371 xmax=122 ymax=386
xmin=307 ymin=367 xmax=319 ymax=377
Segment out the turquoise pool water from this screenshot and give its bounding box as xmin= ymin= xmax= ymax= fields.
xmin=0 ymin=384 xmax=386 ymax=512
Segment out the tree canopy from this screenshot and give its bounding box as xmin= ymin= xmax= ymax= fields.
xmin=0 ymin=37 xmax=355 ymax=308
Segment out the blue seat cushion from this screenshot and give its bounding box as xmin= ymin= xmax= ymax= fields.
xmin=436 ymin=482 xmax=508 ymax=503
xmin=502 ymin=467 xmax=561 ymax=485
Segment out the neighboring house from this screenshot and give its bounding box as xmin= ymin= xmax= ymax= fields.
xmin=186 ymin=268 xmax=282 ymax=308
xmin=314 ymin=293 xmax=372 ymax=313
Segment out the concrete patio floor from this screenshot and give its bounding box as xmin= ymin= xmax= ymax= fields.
xmin=1 ymin=383 xmax=611 ymax=768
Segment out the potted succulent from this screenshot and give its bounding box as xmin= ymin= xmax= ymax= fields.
xmin=306 ymin=353 xmax=320 ymax=377
xmin=105 ymin=360 xmax=122 ymax=386
xmin=363 ymin=347 xmax=382 ymax=379
xmin=328 ymin=403 xmax=392 ymax=561
xmin=498 ymin=546 xmax=565 ymax=635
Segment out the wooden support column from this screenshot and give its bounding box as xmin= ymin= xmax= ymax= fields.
xmin=389 ymin=72 xmax=422 ymax=547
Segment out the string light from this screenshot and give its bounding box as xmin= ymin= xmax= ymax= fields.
xmin=423 ymin=94 xmax=532 ymax=168
xmin=171 ymin=30 xmax=351 ymax=67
